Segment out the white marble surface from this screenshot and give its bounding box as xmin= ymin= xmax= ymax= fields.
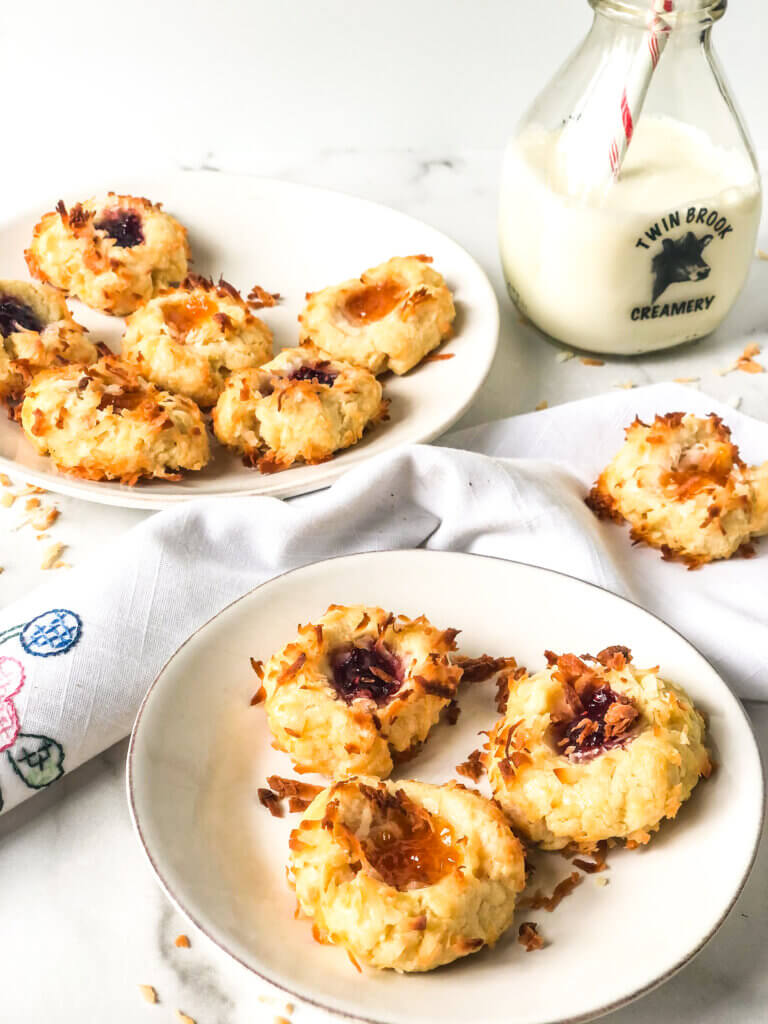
xmin=1 ymin=147 xmax=767 ymax=1023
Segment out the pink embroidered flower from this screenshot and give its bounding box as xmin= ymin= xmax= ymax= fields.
xmin=0 ymin=656 xmax=25 ymax=752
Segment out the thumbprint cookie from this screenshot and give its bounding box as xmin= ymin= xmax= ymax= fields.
xmin=487 ymin=646 xmax=710 ymax=852
xmin=26 ymin=194 xmax=189 ymax=315
xmin=261 ymin=604 xmax=462 ymax=778
xmin=298 ymin=255 xmax=455 ymax=375
xmin=20 ymin=356 xmax=209 ymax=484
xmin=212 ymin=343 xmax=386 ymax=472
xmin=288 ymin=777 xmax=526 ymax=972
xmin=0 ymin=280 xmax=98 ymax=401
xmin=122 ymin=276 xmax=273 ymax=406
xmin=587 ymin=412 xmax=768 ymax=567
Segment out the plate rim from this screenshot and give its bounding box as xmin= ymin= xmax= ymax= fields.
xmin=126 ymin=548 xmax=765 ymax=1024
xmin=0 ymin=172 xmax=500 ymax=509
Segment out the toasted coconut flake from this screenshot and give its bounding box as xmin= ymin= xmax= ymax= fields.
xmin=258 ymin=788 xmax=284 ymax=817
xmin=422 ymin=352 xmax=455 ymax=363
xmin=445 ymin=699 xmax=461 ymax=725
xmin=174 ymin=934 xmax=191 ymax=948
xmin=247 ymin=283 xmax=280 ymax=309
xmin=250 ymin=685 xmax=266 ymax=706
xmin=40 ymin=542 xmax=65 ymax=570
xmin=267 ymin=775 xmax=323 ymax=802
xmin=0 ymin=473 xmax=11 ymax=486
xmin=456 ymin=748 xmax=485 ymax=782
xmin=521 ymin=871 xmax=583 ymax=912
xmin=0 ymin=493 xmax=15 ymax=508
xmin=176 ymin=1012 xmax=196 ymax=1024
xmin=535 ymin=400 xmax=548 ymax=411
xmin=518 ymin=922 xmax=545 ymax=952
xmin=288 ymin=796 xmax=312 ymax=813
xmin=138 ymin=985 xmax=158 ymax=1004
xmin=277 ymin=652 xmax=307 ymax=683
xmin=581 ymin=357 xmax=604 ymax=367
xmin=250 ymin=657 xmax=265 ymax=678
xmin=32 ymin=506 xmax=59 ymax=531
xmin=456 ymin=654 xmax=518 ymax=683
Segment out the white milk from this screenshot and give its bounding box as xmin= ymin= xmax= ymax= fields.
xmin=499 ymin=116 xmax=761 ymax=354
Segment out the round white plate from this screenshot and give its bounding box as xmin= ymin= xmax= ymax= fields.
xmin=127 ymin=551 xmax=763 ymax=1024
xmin=0 ymin=174 xmax=498 ymax=509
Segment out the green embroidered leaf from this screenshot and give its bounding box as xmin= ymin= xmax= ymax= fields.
xmin=6 ymin=733 xmax=65 ymax=788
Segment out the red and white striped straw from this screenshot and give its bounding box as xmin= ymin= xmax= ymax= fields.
xmin=608 ymin=1 xmax=675 ymax=178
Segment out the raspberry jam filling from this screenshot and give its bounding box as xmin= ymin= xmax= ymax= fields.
xmin=358 ymin=787 xmax=458 ymax=891
xmin=343 ymin=280 xmax=404 ymax=325
xmin=0 ymin=297 xmax=42 ymax=336
xmin=549 ymin=649 xmax=639 ymax=762
xmin=94 ymin=210 xmax=144 ymax=248
xmin=289 ymin=364 xmax=338 ymax=387
xmin=330 ymin=642 xmax=402 ymax=705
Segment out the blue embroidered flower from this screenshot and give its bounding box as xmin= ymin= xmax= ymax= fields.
xmin=19 ymin=610 xmax=82 ymax=657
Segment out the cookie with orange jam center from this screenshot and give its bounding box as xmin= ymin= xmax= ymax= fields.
xmin=288 ymin=777 xmax=526 ymax=972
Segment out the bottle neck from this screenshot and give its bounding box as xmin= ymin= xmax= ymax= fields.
xmin=588 ymin=0 xmax=725 ymax=30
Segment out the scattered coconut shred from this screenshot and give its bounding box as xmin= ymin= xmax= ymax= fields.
xmin=717 ymin=342 xmax=764 ymax=376
xmin=138 ymin=984 xmax=158 ymax=1004
xmin=518 ymin=922 xmax=545 ymax=952
xmin=0 ymin=477 xmax=69 ymax=571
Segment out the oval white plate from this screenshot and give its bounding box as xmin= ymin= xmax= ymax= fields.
xmin=0 ymin=174 xmax=498 ymax=509
xmin=127 ymin=551 xmax=763 ymax=1024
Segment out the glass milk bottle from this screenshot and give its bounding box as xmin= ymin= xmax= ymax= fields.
xmin=499 ymin=0 xmax=762 ymax=355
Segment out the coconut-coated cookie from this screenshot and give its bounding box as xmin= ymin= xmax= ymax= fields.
xmin=587 ymin=412 xmax=768 ymax=567
xmin=288 ymin=777 xmax=526 ymax=972
xmin=26 ymin=194 xmax=189 ymax=315
xmin=122 ymin=275 xmax=273 ymax=406
xmin=487 ymin=646 xmax=711 ymax=852
xmin=20 ymin=355 xmax=209 ymax=484
xmin=0 ymin=279 xmax=98 ymax=401
xmin=212 ymin=342 xmax=386 ymax=472
xmin=299 ymin=255 xmax=455 ymax=375
xmin=261 ymin=604 xmax=462 ymax=778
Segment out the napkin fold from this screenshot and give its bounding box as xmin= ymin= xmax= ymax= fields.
xmin=0 ymin=382 xmax=765 ymax=814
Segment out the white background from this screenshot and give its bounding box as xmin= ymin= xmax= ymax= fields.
xmin=2 ymin=0 xmax=766 ymax=170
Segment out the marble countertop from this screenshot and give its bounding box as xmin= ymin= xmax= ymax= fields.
xmin=1 ymin=149 xmax=767 ymax=1024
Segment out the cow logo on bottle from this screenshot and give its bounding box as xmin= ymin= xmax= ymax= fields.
xmin=630 ymin=205 xmax=732 ymax=323
xmin=651 ymin=232 xmax=712 ymax=301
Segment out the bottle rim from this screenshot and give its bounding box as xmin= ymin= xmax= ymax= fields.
xmin=588 ymin=0 xmax=726 ymax=28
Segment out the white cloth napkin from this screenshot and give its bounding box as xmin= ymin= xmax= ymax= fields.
xmin=0 ymin=382 xmax=765 ymax=814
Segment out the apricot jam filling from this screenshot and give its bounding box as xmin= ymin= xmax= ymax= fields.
xmin=163 ymin=293 xmax=218 ymax=335
xmin=94 ymin=210 xmax=144 ymax=248
xmin=330 ymin=642 xmax=403 ymax=705
xmin=0 ymin=298 xmax=42 ymax=337
xmin=357 ymin=787 xmax=459 ymax=891
xmin=343 ymin=280 xmax=404 ymax=325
